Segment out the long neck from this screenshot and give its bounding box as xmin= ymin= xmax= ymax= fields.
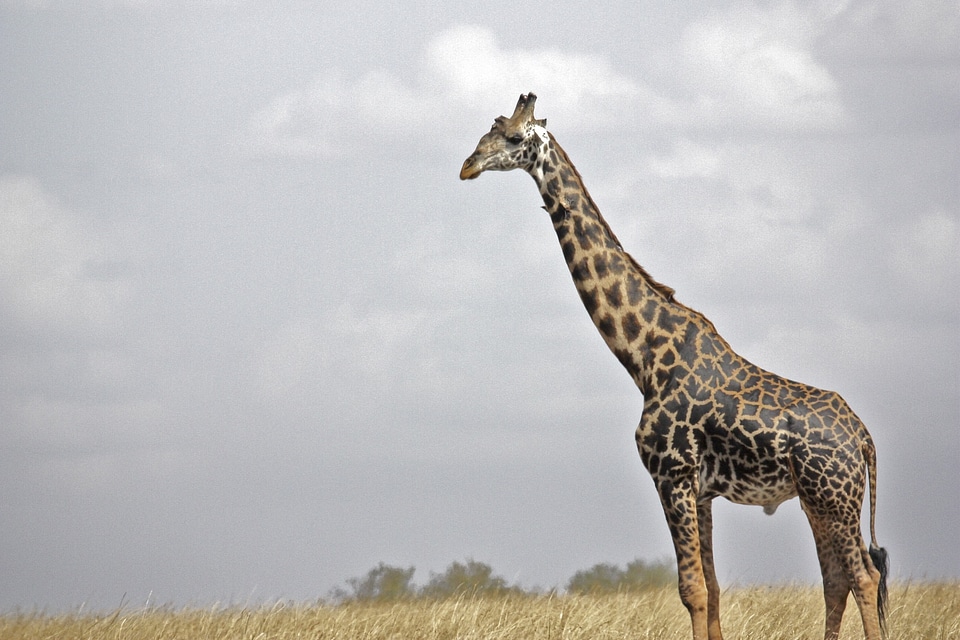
xmin=528 ymin=136 xmax=716 ymax=395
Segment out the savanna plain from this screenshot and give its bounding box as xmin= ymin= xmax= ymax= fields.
xmin=2 ymin=583 xmax=958 ymax=640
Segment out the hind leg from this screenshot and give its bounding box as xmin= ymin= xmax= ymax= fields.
xmin=802 ymin=507 xmax=850 ymax=640
xmin=804 ymin=501 xmax=883 ymax=640
xmin=834 ymin=523 xmax=884 ymax=640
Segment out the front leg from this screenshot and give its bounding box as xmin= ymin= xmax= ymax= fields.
xmin=658 ymin=477 xmax=710 ymax=640
xmin=697 ymin=500 xmax=724 ymax=640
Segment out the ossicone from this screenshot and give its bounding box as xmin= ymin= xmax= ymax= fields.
xmin=508 ymin=93 xmax=547 ymax=128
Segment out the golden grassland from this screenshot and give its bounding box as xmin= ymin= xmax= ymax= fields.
xmin=1 ymin=583 xmax=957 ymax=640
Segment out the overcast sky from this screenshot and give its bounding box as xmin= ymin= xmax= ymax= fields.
xmin=1 ymin=0 xmax=957 ymax=613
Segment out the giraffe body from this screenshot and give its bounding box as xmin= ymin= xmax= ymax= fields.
xmin=461 ymin=94 xmax=888 ymax=640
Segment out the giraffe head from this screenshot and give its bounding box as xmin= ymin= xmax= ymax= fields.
xmin=460 ymin=93 xmax=549 ymax=180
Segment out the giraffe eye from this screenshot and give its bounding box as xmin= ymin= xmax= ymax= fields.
xmin=507 ymin=134 xmax=524 ymax=145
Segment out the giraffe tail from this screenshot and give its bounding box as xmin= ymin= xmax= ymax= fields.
xmin=864 ymin=439 xmax=889 ymax=632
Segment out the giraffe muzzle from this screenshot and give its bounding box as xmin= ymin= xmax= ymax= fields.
xmin=459 ymin=156 xmax=483 ymax=180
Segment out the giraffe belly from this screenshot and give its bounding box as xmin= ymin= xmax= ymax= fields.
xmin=721 ymin=479 xmax=798 ymax=514
xmin=700 ymin=457 xmax=798 ymax=514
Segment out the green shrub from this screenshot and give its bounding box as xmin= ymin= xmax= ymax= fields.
xmin=331 ymin=557 xmax=675 ymax=603
xmin=420 ymin=559 xmax=518 ymax=598
xmin=566 ymin=558 xmax=675 ymax=594
xmin=330 ymin=562 xmax=417 ymax=603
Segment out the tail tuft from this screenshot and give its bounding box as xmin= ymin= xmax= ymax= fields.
xmin=869 ymin=544 xmax=890 ymax=632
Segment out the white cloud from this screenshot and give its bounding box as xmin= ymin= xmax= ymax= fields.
xmin=678 ymin=4 xmax=845 ymax=129
xmin=324 ymin=304 xmax=449 ymax=386
xmin=5 ymin=0 xmax=244 ymax=7
xmin=823 ymin=0 xmax=960 ymax=61
xmin=0 ymin=175 xmax=130 ymax=332
xmin=596 ymin=137 xmax=869 ymax=320
xmin=254 ymin=318 xmax=328 ymax=398
xmin=247 ymin=83 xmax=331 ymax=158
xmin=424 ymin=24 xmax=648 ymax=123
xmin=427 ymin=10 xmax=846 ymax=132
xmin=645 ymin=139 xmax=722 ymax=180
xmin=253 ymin=305 xmax=451 ymax=402
xmin=248 ymin=12 xmax=850 ymax=158
xmin=890 ymin=209 xmax=959 ymax=303
xmin=247 ymin=69 xmax=424 ymax=158
xmin=247 ymin=25 xmax=648 ymax=156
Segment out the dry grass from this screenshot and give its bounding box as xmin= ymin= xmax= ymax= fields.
xmin=1 ymin=583 xmax=957 ymax=640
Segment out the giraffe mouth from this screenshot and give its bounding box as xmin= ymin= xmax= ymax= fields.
xmin=459 ymin=156 xmax=483 ymax=180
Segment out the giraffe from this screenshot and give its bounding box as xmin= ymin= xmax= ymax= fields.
xmin=460 ymin=94 xmax=889 ymax=640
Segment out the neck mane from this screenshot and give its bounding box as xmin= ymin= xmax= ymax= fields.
xmin=526 ymin=134 xmax=722 ymax=393
xmin=537 ymin=136 xmax=715 ymax=324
